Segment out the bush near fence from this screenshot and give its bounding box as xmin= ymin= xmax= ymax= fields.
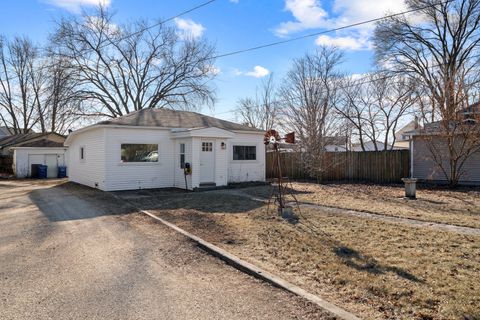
xmin=0 ymin=155 xmax=14 ymax=174
xmin=266 ymin=150 xmax=410 ymax=183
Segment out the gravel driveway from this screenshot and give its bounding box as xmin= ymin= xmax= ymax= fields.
xmin=0 ymin=180 xmax=331 ymax=320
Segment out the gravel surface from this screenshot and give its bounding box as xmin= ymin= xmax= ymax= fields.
xmin=0 ymin=180 xmax=332 ymax=320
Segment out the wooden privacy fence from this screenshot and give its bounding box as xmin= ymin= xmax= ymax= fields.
xmin=0 ymin=155 xmax=13 ymax=174
xmin=266 ymin=150 xmax=410 ymax=183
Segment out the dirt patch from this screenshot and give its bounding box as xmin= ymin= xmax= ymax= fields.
xmin=142 ymin=189 xmax=480 ymax=320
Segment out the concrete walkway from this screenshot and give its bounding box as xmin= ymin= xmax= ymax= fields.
xmin=0 ymin=180 xmax=331 ymax=320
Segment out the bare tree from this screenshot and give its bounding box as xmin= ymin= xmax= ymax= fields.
xmin=375 ymin=0 xmax=480 ymax=185
xmin=0 ymin=36 xmax=42 ymax=134
xmin=235 ymin=74 xmax=278 ymax=130
xmin=279 ymin=46 xmax=344 ymax=178
xmin=0 ymin=36 xmax=84 ymax=135
xmin=42 ymin=52 xmax=83 ymax=133
xmin=52 ymin=7 xmax=217 ymax=118
xmin=336 ymin=73 xmax=417 ymax=151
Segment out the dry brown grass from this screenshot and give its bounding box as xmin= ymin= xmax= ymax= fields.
xmin=133 ymin=191 xmax=480 ymax=320
xmin=242 ymin=183 xmax=480 ymax=229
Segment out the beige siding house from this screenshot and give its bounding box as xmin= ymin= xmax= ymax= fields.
xmin=64 ymin=109 xmax=265 ymax=191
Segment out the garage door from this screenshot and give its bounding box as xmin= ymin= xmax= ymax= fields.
xmin=28 ymin=154 xmax=65 ymax=178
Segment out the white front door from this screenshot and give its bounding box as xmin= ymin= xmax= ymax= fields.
xmin=200 ymin=141 xmax=215 ymax=183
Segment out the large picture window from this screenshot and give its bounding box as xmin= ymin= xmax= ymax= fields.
xmin=121 ymin=144 xmax=158 ymax=162
xmin=233 ymin=146 xmax=256 ymax=160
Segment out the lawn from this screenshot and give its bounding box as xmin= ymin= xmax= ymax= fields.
xmin=241 ymin=183 xmax=480 ymax=229
xmin=123 ymin=186 xmax=480 ymax=320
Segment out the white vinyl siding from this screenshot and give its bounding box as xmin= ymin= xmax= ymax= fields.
xmin=67 ymin=128 xmax=106 ymax=189
xmin=174 ymin=139 xmax=193 ymax=189
xmin=104 ymin=128 xmax=174 ymax=191
xmin=228 ymin=133 xmax=265 ymax=183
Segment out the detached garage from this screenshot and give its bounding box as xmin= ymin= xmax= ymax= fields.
xmin=13 ymin=147 xmax=68 ymax=178
xmin=0 ymin=132 xmax=67 ymax=178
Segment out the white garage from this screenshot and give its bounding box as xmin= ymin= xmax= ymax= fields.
xmin=12 ymin=147 xmax=68 ymax=178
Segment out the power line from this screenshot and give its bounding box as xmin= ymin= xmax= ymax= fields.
xmin=0 ymin=0 xmax=219 ymax=82
xmin=212 ymin=52 xmax=480 ymax=117
xmin=100 ymin=0 xmax=218 ymax=50
xmin=211 ymin=0 xmax=453 ymax=60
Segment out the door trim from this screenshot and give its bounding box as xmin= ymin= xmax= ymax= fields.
xmin=200 ymin=140 xmax=215 ymax=184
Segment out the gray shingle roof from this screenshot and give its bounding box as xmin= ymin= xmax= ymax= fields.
xmin=96 ymin=109 xmax=263 ymax=132
xmin=0 ymin=133 xmax=65 ymax=149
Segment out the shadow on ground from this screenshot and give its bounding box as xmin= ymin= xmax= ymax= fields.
xmin=334 ymin=246 xmax=424 ymax=283
xmin=114 ymin=188 xmax=265 ymax=214
xmin=29 ymin=182 xmax=135 ymax=222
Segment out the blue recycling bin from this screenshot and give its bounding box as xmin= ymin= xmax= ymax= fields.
xmin=58 ymin=166 xmax=67 ymax=178
xmin=38 ymin=165 xmax=48 ymax=179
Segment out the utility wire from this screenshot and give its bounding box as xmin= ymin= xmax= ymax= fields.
xmin=211 ymin=0 xmax=453 ymax=60
xmin=212 ymin=52 xmax=480 ymax=117
xmin=0 ymin=0 xmax=219 ymax=82
xmin=99 ymin=0 xmax=218 ymax=51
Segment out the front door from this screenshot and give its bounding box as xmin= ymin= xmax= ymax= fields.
xmin=200 ymin=141 xmax=215 ymax=184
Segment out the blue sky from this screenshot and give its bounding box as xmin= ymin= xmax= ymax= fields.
xmin=0 ymin=0 xmax=407 ymax=121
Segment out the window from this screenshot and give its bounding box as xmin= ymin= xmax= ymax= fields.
xmin=179 ymin=143 xmax=186 ymax=168
xmin=121 ymin=144 xmax=158 ymax=162
xmin=202 ymin=142 xmax=213 ymax=152
xmin=233 ymin=146 xmax=256 ymax=160
xmin=80 ymin=147 xmax=85 ymax=160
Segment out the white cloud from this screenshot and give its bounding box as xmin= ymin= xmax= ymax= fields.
xmin=204 ymin=65 xmax=221 ymax=76
xmin=43 ymin=0 xmax=111 ymax=13
xmin=245 ymin=66 xmax=270 ymax=78
xmin=230 ymin=0 xmax=239 ymax=3
xmin=232 ymin=66 xmax=270 ymax=78
xmin=174 ymin=18 xmax=205 ymax=40
xmin=333 ymin=0 xmax=407 ymax=30
xmin=275 ymin=0 xmax=408 ymax=51
xmin=275 ymin=0 xmax=330 ymax=37
xmin=315 ymin=35 xmax=368 ymax=51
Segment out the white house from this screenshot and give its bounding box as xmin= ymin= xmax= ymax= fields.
xmin=393 ymin=120 xmax=421 ymax=149
xmin=64 ymin=109 xmax=266 ymax=191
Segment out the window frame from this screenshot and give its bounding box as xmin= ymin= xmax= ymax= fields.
xmin=79 ymin=146 xmax=86 ymax=162
xmin=120 ymin=143 xmax=159 ymax=163
xmin=202 ymin=142 xmax=213 ymax=152
xmin=179 ymin=143 xmax=186 ymax=169
xmin=233 ymin=145 xmax=257 ymax=161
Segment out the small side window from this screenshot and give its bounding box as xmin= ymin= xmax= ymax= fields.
xmin=180 ymin=143 xmax=186 ymax=168
xmin=80 ymin=147 xmax=85 ymax=160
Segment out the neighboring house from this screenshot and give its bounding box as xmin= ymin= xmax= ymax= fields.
xmin=351 ymin=140 xmax=395 ymax=152
xmin=458 ymin=102 xmax=480 ymax=122
xmin=0 ymin=127 xmax=35 ymax=138
xmin=64 ymin=109 xmax=266 ymax=191
xmin=393 ymin=120 xmax=421 ymax=149
xmin=266 ymin=136 xmax=347 ymax=153
xmin=410 ymin=105 xmax=480 ymax=185
xmin=324 ymin=136 xmax=348 ymax=152
xmin=0 ymin=133 xmax=67 ymax=178
xmin=0 ymin=127 xmax=13 ymax=138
